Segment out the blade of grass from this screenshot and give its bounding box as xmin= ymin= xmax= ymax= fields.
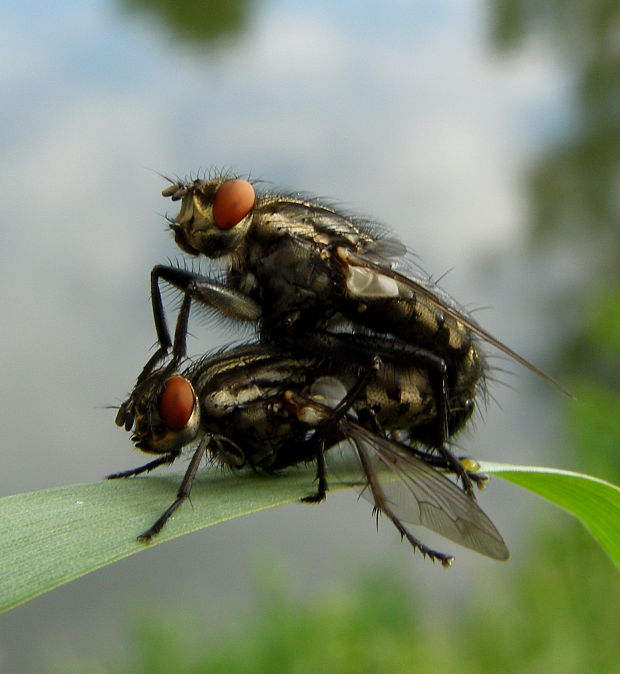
xmin=478 ymin=462 xmax=620 ymax=569
xmin=0 ymin=469 xmax=358 ymax=614
xmin=2 ymin=461 xmax=618 ymax=614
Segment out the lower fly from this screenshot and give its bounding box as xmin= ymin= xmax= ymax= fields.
xmin=111 ymin=342 xmax=508 ymax=566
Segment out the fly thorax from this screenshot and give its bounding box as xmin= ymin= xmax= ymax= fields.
xmin=252 ymin=237 xmax=336 ymax=324
xmin=227 ymin=403 xmax=296 ymax=470
xmin=209 ymin=435 xmax=246 ymax=468
xmin=233 ymin=270 xmax=259 ymax=297
xmin=202 ymin=383 xmax=264 ymax=418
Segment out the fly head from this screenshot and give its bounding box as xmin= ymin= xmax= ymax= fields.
xmin=164 ymin=177 xmax=256 ymax=258
xmin=119 ymin=369 xmax=200 ymax=455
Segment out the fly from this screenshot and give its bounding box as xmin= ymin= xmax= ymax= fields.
xmin=157 ymin=173 xmax=567 ymax=395
xmin=112 ymin=341 xmax=509 ymax=566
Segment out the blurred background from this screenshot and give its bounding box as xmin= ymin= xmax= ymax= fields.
xmin=1 ymin=0 xmax=618 ymax=671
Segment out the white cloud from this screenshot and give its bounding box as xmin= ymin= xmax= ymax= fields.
xmin=1 ymin=0 xmax=570 ymax=491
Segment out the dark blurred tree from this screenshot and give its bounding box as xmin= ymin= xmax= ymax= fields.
xmin=120 ymin=0 xmax=259 ymax=50
xmin=487 ymin=2 xmax=620 ymax=454
xmin=489 ymin=1 xmax=620 ymax=247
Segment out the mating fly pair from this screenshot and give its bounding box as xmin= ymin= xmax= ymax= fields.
xmin=113 ymin=172 xmax=564 ymax=563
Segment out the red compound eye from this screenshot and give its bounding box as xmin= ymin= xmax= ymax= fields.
xmin=158 ymin=376 xmax=195 ymax=431
xmin=212 ymin=179 xmax=256 ymax=229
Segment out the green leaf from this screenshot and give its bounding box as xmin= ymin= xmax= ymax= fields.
xmin=478 ymin=462 xmax=620 ymax=569
xmin=0 ymin=470 xmax=357 ymax=615
xmin=2 ymin=461 xmax=618 ymax=614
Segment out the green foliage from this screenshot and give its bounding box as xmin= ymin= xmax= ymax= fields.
xmin=120 ymin=0 xmax=255 ymax=49
xmin=480 ymin=462 xmax=620 ymax=569
xmin=565 ymin=380 xmax=620 ymax=476
xmin=52 ymin=522 xmax=620 ymax=674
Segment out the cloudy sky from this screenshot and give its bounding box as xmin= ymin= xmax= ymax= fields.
xmin=1 ymin=0 xmax=572 ymax=668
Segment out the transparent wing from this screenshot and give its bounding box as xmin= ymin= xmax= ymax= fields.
xmin=363 ymin=237 xmax=407 ymax=264
xmin=344 ymin=249 xmax=571 ymax=397
xmin=337 ymin=418 xmax=509 ymax=561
